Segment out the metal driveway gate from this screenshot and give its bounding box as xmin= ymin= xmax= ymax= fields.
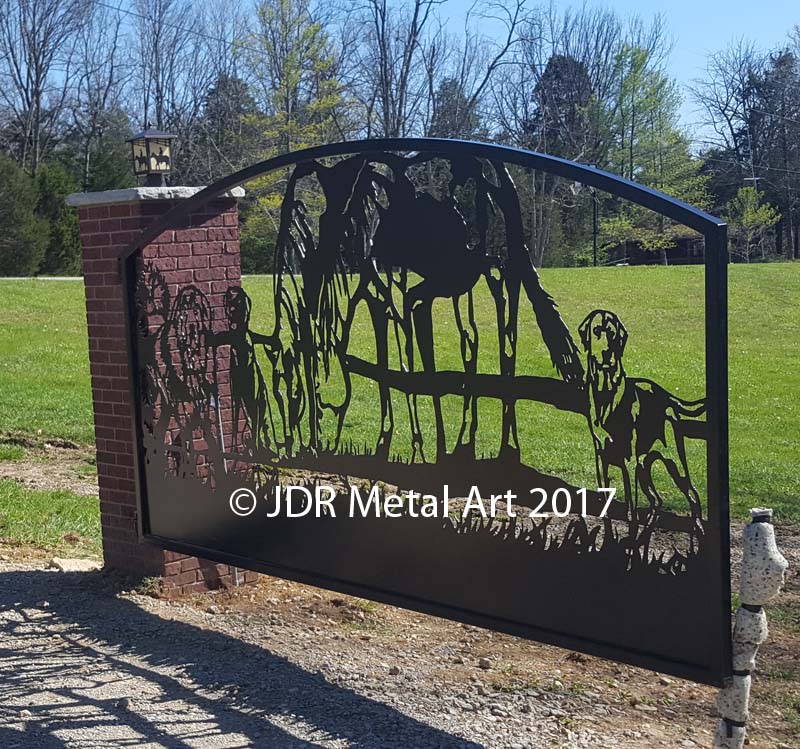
xmin=122 ymin=139 xmax=731 ymax=685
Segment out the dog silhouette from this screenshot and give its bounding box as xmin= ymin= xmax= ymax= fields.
xmin=579 ymin=309 xmax=706 ymax=545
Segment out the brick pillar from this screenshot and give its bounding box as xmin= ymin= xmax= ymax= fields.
xmin=67 ymin=186 xmax=256 ymax=595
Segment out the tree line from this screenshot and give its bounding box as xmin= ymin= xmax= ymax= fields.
xmin=1 ymin=0 xmax=798 ymax=276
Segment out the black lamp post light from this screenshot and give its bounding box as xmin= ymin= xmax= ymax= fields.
xmin=127 ymin=128 xmax=177 ymax=187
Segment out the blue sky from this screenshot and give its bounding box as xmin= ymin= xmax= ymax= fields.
xmin=444 ymin=0 xmax=799 ymax=131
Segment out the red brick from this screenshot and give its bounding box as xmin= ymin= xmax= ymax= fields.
xmin=94 ymin=286 xmax=123 ymax=300
xmin=194 ymin=267 xmax=226 ymax=282
xmin=175 ymin=228 xmax=207 ymax=243
xmin=192 ymin=241 xmax=225 ymax=255
xmin=99 ymin=218 xmax=122 ymax=233
xmin=168 ymin=270 xmax=193 ymax=284
xmin=109 ymin=204 xmax=132 ymax=218
xmin=191 ymin=213 xmax=224 ymax=227
xmin=207 ymin=227 xmax=239 ymax=241
xmin=158 ymin=243 xmax=192 ymax=257
xmin=80 ymin=220 xmax=101 ymax=234
xmin=170 ymin=570 xmax=200 ymax=587
xmin=151 ymin=230 xmax=175 ymax=244
xmin=110 ymin=230 xmax=140 ymax=246
xmin=180 ymin=557 xmax=201 ymax=573
xmin=119 ymin=216 xmax=145 ymax=231
xmin=86 ymin=206 xmax=110 ymax=220
xmin=177 ymin=256 xmax=209 ymax=270
xmin=153 ymin=257 xmax=178 ymax=271
xmin=210 ymin=254 xmax=238 ymax=267
xmin=83 ymin=233 xmax=111 ymax=248
xmin=161 ymin=551 xmax=184 ymax=563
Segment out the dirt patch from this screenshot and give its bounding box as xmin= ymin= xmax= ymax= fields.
xmin=0 ymin=441 xmax=98 ymax=497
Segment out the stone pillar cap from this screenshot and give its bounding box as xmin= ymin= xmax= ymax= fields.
xmin=66 ymin=185 xmax=245 ymax=207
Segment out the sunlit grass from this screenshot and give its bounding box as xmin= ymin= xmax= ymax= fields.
xmin=0 ymin=479 xmax=101 ymax=554
xmin=0 ymin=279 xmax=92 ymax=444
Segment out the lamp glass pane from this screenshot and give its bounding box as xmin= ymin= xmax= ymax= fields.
xmin=132 ymin=141 xmax=149 ymax=175
xmin=149 ymin=139 xmax=172 ymax=172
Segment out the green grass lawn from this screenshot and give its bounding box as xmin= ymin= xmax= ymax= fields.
xmin=0 ymin=479 xmax=101 ymax=554
xmin=0 ymin=264 xmax=798 ymax=527
xmin=0 ymin=278 xmax=93 ymax=445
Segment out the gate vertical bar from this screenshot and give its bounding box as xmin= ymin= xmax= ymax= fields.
xmin=705 ymin=222 xmax=732 ymax=681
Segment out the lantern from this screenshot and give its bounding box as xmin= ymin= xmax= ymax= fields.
xmin=127 ymin=128 xmax=177 ymax=186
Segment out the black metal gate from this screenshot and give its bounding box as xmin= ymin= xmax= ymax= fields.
xmin=122 ymin=139 xmax=731 ymax=685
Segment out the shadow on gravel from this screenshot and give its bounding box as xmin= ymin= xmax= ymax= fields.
xmin=0 ymin=724 xmax=68 ymax=748
xmin=0 ymin=569 xmax=482 ymax=749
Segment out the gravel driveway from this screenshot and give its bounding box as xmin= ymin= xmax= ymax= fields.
xmin=0 ymin=549 xmax=794 ymax=749
xmin=0 ymin=559 xmax=669 ymax=749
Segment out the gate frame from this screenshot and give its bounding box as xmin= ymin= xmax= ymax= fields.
xmin=119 ymin=138 xmax=731 ymax=685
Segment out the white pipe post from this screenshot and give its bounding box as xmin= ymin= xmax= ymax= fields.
xmin=713 ymin=508 xmax=789 ymax=749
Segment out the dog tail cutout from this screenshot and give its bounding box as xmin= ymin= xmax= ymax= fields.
xmin=530 ymin=285 xmax=584 ymax=386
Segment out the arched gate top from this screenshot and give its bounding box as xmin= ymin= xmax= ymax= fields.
xmin=124 ymin=137 xmax=725 ymax=260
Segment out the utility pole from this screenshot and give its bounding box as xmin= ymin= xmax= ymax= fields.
xmin=744 ymin=116 xmax=761 ymax=190
xmin=586 ymin=163 xmax=599 ymax=267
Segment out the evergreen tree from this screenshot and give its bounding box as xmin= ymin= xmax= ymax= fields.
xmin=82 ymin=108 xmax=136 ymax=192
xmin=36 ymin=163 xmax=82 ymax=276
xmin=429 ymin=78 xmax=484 ymax=139
xmin=197 ymin=74 xmax=262 ymax=182
xmin=0 ymin=155 xmax=48 ymax=276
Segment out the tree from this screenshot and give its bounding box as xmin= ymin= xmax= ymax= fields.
xmin=77 ymin=107 xmax=136 ymax=192
xmin=492 ymin=6 xmax=675 ymax=266
xmin=68 ymin=2 xmax=131 ymax=190
xmin=132 ymin=0 xmax=218 ymax=183
xmin=693 ymin=41 xmax=800 ymax=259
xmin=428 ymin=77 xmax=482 ymax=139
xmin=196 ymin=74 xmax=261 ymax=182
xmin=241 ymin=0 xmax=351 ymax=272
xmin=35 ymin=163 xmax=82 ymax=275
xmin=602 ymin=60 xmax=710 ymax=263
xmin=249 ymin=0 xmax=349 ymax=152
xmin=750 ymin=49 xmax=800 ymax=258
xmin=727 ymin=186 xmax=780 ymax=262
xmin=422 ymin=0 xmax=523 ymax=139
xmin=343 ymin=0 xmax=440 ymax=138
xmin=0 ymin=0 xmax=88 ymax=175
xmin=0 ymin=154 xmax=47 ymax=276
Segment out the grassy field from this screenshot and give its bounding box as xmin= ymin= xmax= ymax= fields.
xmin=0 ymin=278 xmax=94 ymax=445
xmin=0 ymin=479 xmax=100 ymax=554
xmin=0 ymin=264 xmax=798 ymax=537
